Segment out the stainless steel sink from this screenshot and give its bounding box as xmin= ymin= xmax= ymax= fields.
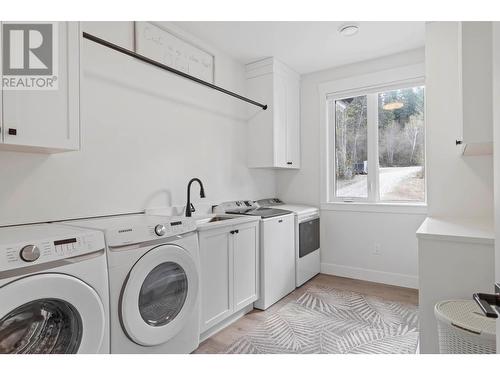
xmin=195 ymin=215 xmax=237 ymax=225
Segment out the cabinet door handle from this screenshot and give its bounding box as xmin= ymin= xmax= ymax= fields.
xmin=278 ymin=219 xmax=283 ymax=223
xmin=456 ymin=140 xmax=463 ymax=145
xmin=8 ymin=128 xmax=17 ymax=136
xmin=286 ymin=162 xmax=293 ymax=165
xmin=235 ymin=229 xmax=239 ymax=234
xmin=230 ymin=230 xmax=235 ymax=234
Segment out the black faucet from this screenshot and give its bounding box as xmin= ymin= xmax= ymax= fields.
xmin=185 ymin=178 xmax=206 ymax=217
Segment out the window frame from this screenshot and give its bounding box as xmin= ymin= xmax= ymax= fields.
xmin=319 ymin=64 xmax=427 ymax=214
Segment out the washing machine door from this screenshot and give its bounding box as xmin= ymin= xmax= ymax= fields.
xmin=0 ymin=273 xmax=106 ymax=354
xmin=121 ymin=244 xmax=199 ymax=346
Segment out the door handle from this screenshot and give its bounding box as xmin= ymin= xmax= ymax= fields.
xmin=8 ymin=128 xmax=17 ymax=136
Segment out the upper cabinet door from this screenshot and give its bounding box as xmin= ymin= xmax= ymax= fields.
xmin=273 ymin=73 xmax=288 ymax=167
xmin=1 ymin=22 xmax=80 ymax=153
xmin=460 ymin=22 xmax=493 ymax=149
xmin=246 ymin=57 xmax=301 ymax=169
xmin=285 ymin=77 xmax=300 ymax=168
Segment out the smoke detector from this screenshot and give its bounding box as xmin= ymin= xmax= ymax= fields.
xmin=339 ymin=24 xmax=359 ymax=37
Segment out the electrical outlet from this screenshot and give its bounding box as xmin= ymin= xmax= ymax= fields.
xmin=373 ymin=243 xmax=381 ymax=255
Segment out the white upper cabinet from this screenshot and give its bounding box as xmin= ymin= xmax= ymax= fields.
xmin=246 ymin=57 xmax=300 ymax=169
xmin=459 ymin=22 xmax=493 ymax=155
xmin=0 ymin=22 xmax=80 ymax=153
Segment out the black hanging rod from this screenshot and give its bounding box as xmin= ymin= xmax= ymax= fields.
xmin=82 ymin=32 xmax=268 ymax=110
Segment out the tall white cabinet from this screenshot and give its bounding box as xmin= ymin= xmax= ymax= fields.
xmin=0 ymin=22 xmax=80 ymax=153
xmin=246 ymin=57 xmax=300 ymax=169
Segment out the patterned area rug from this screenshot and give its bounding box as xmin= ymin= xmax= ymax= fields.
xmin=225 ymin=286 xmax=419 ymax=354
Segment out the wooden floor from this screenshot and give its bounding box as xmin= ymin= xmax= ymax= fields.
xmin=194 ymin=274 xmax=418 ymax=354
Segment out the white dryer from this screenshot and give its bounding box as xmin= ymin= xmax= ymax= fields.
xmin=63 ymin=214 xmax=200 ymax=354
xmin=0 ymin=223 xmax=109 ymax=354
xmin=257 ymin=199 xmax=320 ymax=287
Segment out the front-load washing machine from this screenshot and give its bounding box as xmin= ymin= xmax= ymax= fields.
xmin=0 ymin=223 xmax=110 ymax=354
xmin=63 ymin=214 xmax=200 ymax=353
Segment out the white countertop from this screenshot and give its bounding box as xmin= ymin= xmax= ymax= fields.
xmin=416 ymin=217 xmax=494 ymax=245
xmin=194 ymin=214 xmax=260 ymax=231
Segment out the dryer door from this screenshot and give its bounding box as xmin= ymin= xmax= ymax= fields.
xmin=121 ymin=244 xmax=199 ymax=346
xmin=0 ymin=273 xmax=106 ymax=354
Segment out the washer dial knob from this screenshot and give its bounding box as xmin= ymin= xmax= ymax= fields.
xmin=20 ymin=245 xmax=40 ymax=262
xmin=154 ymin=224 xmax=166 ymax=236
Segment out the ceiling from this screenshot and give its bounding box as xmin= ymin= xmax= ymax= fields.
xmin=174 ymin=21 xmax=425 ymax=75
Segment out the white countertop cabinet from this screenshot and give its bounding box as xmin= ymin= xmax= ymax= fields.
xmin=198 ymin=220 xmax=259 ymax=335
xmin=417 ymin=217 xmax=495 ymax=353
xmin=0 ymin=22 xmax=80 ymax=153
xmin=246 ymin=57 xmax=300 ymax=169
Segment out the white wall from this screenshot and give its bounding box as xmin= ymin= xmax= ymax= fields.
xmin=426 ymin=22 xmax=494 ymax=221
xmin=277 ymin=49 xmax=427 ymax=288
xmin=0 ymin=22 xmax=276 ymax=226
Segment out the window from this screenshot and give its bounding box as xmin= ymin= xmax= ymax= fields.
xmin=334 ymin=95 xmax=368 ymax=199
xmin=329 ymin=84 xmax=425 ymax=203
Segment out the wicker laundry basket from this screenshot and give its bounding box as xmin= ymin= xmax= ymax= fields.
xmin=435 ymin=300 xmax=496 ymax=354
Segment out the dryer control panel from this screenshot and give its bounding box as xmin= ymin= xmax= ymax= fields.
xmin=213 ymin=200 xmax=257 ymax=214
xmin=0 ymin=224 xmax=105 ymax=273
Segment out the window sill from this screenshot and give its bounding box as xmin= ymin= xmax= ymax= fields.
xmin=321 ymin=201 xmax=428 ymax=215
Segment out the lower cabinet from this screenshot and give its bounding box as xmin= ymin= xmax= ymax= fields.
xmin=233 ymin=223 xmax=259 ymax=311
xmin=198 ymin=221 xmax=259 ymax=333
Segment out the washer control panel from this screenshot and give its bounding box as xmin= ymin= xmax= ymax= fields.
xmin=20 ymin=244 xmax=41 ymax=262
xmin=148 ymin=218 xmax=197 ymax=239
xmin=99 ymin=215 xmax=197 ymax=248
xmin=213 ymin=200 xmax=257 ymax=214
xmin=154 ymin=224 xmax=166 ymax=236
xmin=0 ymin=225 xmax=105 ymax=272
xmin=256 ymin=198 xmax=284 ymax=207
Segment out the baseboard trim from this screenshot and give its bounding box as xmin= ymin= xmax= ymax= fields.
xmin=321 ymin=262 xmax=418 ymax=289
